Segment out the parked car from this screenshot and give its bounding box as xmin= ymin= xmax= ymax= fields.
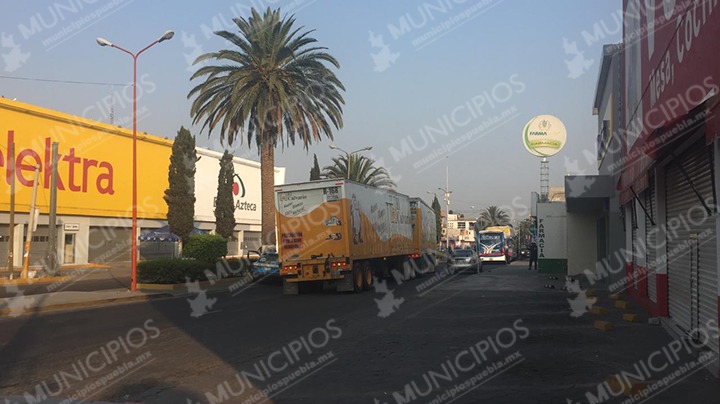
xmin=448 ymin=248 xmax=481 ymax=273
xmin=248 ymin=249 xmax=280 ymax=277
xmin=507 ymin=246 xmax=516 ymax=262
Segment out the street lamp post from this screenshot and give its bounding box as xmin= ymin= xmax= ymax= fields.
xmin=97 ymin=30 xmax=174 ymax=292
xmin=426 ymin=190 xmax=441 ymax=245
xmin=439 ymin=157 xmax=452 ymax=252
xmin=328 ymin=145 xmax=372 ymax=181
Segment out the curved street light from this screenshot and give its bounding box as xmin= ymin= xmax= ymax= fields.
xmin=97 ymin=30 xmax=174 ymax=292
xmin=328 ymin=144 xmax=373 ymax=181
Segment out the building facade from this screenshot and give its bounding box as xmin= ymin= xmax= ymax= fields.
xmin=566 ymin=43 xmax=627 ymax=285
xmin=618 ymin=0 xmax=720 ymax=368
xmin=445 ymin=213 xmax=477 ymax=248
xmin=0 ymin=98 xmax=285 ymax=267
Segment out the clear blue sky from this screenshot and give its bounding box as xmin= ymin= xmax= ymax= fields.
xmin=0 ymin=0 xmax=622 ymax=222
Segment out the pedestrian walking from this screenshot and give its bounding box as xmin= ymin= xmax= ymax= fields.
xmin=528 ymin=242 xmax=538 ymax=271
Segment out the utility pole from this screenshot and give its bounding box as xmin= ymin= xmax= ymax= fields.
xmin=439 ymin=160 xmax=452 ymax=252
xmin=21 ymin=165 xmax=40 ymax=279
xmin=7 ymin=142 xmax=15 ymax=279
xmin=441 ymin=189 xmax=451 ymax=251
xmin=47 ymin=142 xmax=59 ymax=275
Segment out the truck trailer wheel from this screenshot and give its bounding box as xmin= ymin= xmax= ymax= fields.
xmin=353 ymin=264 xmax=364 ymax=293
xmin=362 ymin=263 xmax=373 ymax=290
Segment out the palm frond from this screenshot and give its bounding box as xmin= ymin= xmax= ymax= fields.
xmin=188 ymin=7 xmax=344 ymax=149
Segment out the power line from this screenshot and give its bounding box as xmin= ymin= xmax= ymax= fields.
xmin=0 ymin=74 xmax=128 ymax=87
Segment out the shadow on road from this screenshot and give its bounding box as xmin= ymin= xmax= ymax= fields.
xmin=2 ymin=261 xmax=720 ymax=403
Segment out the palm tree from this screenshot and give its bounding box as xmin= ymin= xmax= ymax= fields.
xmin=478 ymin=205 xmax=510 ymax=228
xmin=516 ymin=218 xmax=534 ymax=244
xmin=188 ymin=8 xmax=345 ymax=246
xmin=321 ymin=154 xmax=396 ymax=189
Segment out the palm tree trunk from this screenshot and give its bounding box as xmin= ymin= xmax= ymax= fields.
xmin=260 ymin=142 xmax=276 ymax=247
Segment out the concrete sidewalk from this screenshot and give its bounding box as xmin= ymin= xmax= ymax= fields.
xmin=0 ymin=262 xmax=252 ymax=317
xmin=0 ymin=398 xmax=140 ymax=404
xmin=0 ymin=287 xmax=172 ymax=317
xmin=1 ymin=263 xmax=115 ymax=282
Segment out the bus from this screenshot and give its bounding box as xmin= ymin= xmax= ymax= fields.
xmin=476 ymin=230 xmax=510 ymax=264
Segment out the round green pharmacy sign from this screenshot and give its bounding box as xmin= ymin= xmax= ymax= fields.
xmin=522 ymin=114 xmax=567 ymax=157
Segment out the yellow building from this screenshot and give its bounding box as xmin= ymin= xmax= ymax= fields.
xmin=0 ymin=98 xmax=285 ymax=266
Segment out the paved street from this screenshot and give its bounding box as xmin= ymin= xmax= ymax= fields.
xmin=1 ymin=262 xmax=719 ymax=404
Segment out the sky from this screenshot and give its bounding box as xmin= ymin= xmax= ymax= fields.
xmin=0 ymin=0 xmax=622 ymax=223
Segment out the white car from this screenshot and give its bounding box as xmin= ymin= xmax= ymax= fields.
xmin=448 ymin=249 xmax=481 ymax=273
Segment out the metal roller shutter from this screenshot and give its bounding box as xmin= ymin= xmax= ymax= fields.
xmin=0 ymin=231 xmax=8 ymax=266
xmin=666 ymin=154 xmax=692 ymax=331
xmin=665 ymin=142 xmax=717 ymax=353
xmin=646 ymin=184 xmax=657 ymax=302
xmin=242 ymin=231 xmax=261 ymax=253
xmin=88 ymin=227 xmax=132 ymax=263
xmin=27 ymin=226 xmax=50 ymax=267
xmin=696 ymin=148 xmax=718 ymax=353
xmin=226 ymin=232 xmax=240 ymax=257
xmin=631 ymin=202 xmax=638 ymax=290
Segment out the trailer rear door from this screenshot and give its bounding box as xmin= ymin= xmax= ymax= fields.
xmin=276 ymin=184 xmax=349 ymax=262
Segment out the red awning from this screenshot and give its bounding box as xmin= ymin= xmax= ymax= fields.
xmin=618 ymin=102 xmax=712 ymax=205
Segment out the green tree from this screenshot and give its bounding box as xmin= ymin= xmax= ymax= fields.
xmin=164 ymin=126 xmax=197 ymax=244
xmin=215 ymin=150 xmax=236 ymax=239
xmin=309 ymin=153 xmax=321 ymax=180
xmin=431 ymin=195 xmax=442 ymax=243
xmin=477 ymin=205 xmax=511 ymax=229
xmin=321 ymin=154 xmax=395 ymax=189
xmin=188 ymin=8 xmax=345 ymax=246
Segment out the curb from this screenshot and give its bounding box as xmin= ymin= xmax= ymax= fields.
xmin=1 ymin=276 xmax=73 ymax=286
xmin=1 ymin=264 xmax=112 ymax=284
xmin=60 ymin=263 xmax=112 ymax=270
xmin=590 ymin=306 xmax=608 ymax=315
xmin=594 ymin=320 xmax=614 ymax=331
xmin=0 ymin=263 xmax=111 ymax=274
xmin=615 ymin=300 xmax=631 ymax=310
xmin=623 ymin=313 xmax=639 ymax=322
xmin=137 ymin=282 xmax=187 ymax=291
xmin=137 ymin=276 xmax=256 ymax=292
xmin=0 ymin=293 xmax=173 ymax=317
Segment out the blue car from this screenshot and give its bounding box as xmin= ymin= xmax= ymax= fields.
xmin=250 ymin=251 xmax=280 ymax=277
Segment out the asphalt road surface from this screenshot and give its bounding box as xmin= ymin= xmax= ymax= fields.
xmin=1 ymin=261 xmax=719 ymax=404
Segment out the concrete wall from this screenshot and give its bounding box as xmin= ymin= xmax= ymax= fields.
xmin=598 ymin=49 xmax=620 ymax=177
xmin=537 ymin=202 xmax=567 ymax=273
xmin=605 ymin=202 xmax=627 ymax=289
xmin=567 ymin=212 xmax=597 ymax=276
xmin=595 ymin=44 xmax=626 ymax=289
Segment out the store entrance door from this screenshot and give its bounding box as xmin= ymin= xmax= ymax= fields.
xmin=64 ymin=233 xmax=75 ymax=264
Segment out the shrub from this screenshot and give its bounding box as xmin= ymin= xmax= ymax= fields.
xmin=223 ymin=257 xmax=254 ymax=273
xmin=183 ymin=233 xmax=228 ymax=263
xmin=137 ymin=257 xmax=255 ymax=284
xmin=137 ymin=258 xmax=212 ymax=284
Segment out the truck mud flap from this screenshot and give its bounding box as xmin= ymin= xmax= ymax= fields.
xmin=336 ymin=273 xmax=354 ymax=292
xmin=282 ymin=279 xmax=299 ymax=295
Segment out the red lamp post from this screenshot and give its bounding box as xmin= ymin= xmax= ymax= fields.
xmin=97 ymin=31 xmax=174 ymax=291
